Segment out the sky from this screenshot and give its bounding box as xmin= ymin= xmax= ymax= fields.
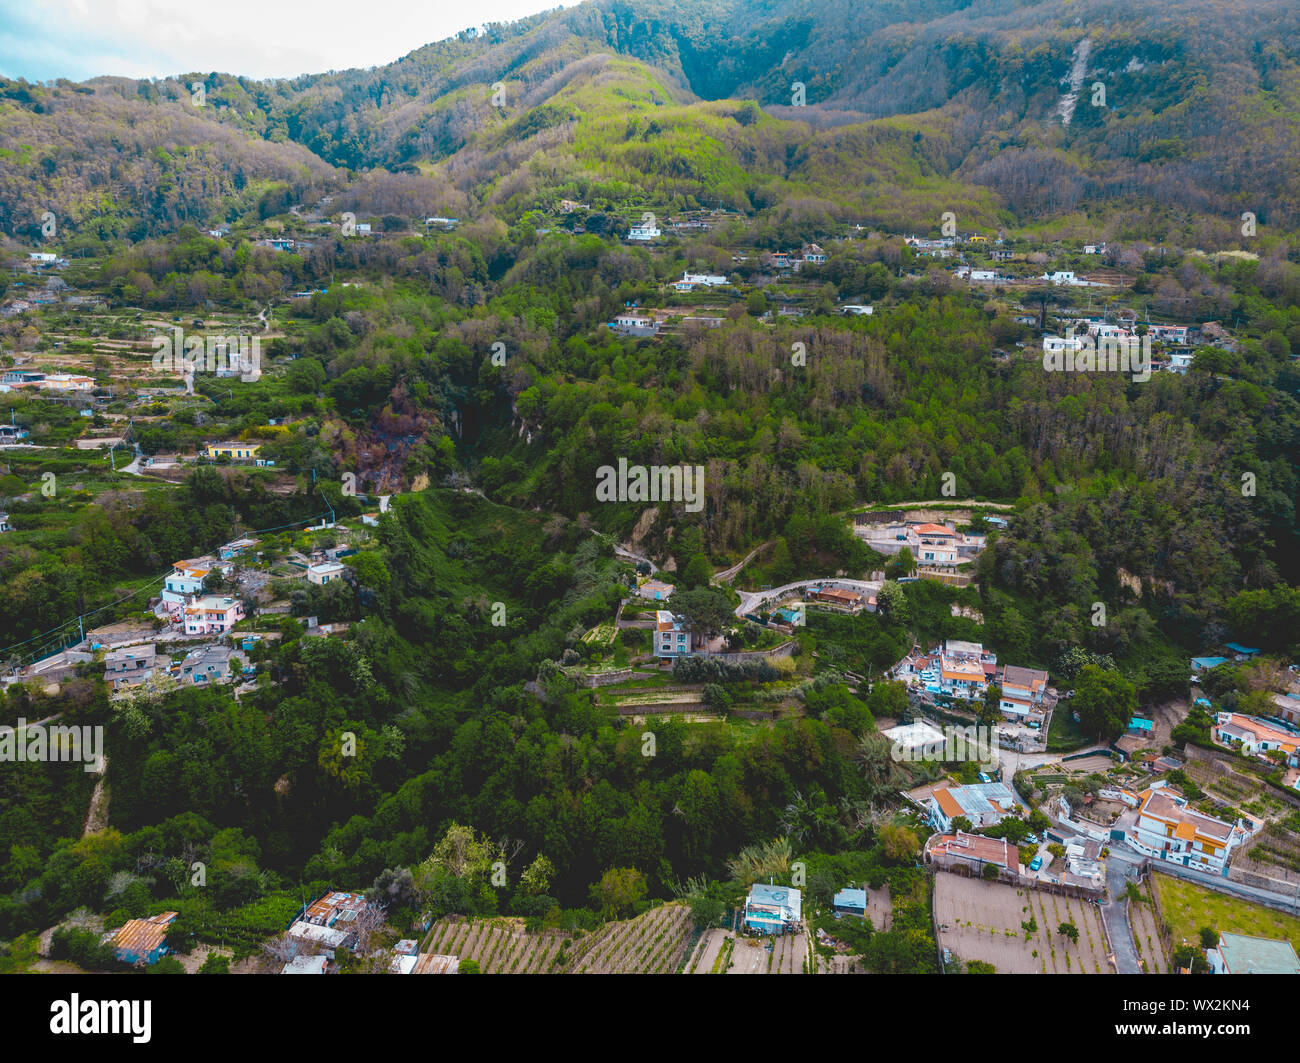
xmin=0 ymin=0 xmax=570 ymax=82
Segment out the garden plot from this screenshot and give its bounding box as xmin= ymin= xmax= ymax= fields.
xmin=570 ymin=902 xmax=694 ymax=974
xmin=422 ymin=916 xmax=567 ymax=973
xmin=613 ymin=690 xmax=705 ymax=708
xmin=1153 ymin=872 xmax=1300 ymax=954
xmin=581 ymin=621 xmax=618 ymax=647
xmin=687 ymin=929 xmax=731 ymax=973
xmin=934 ymin=874 xmax=1112 ymax=974
xmin=1237 ymin=818 xmax=1300 ymax=885
xmin=1062 ymin=754 xmax=1115 ymax=774
xmin=1128 ymin=889 xmax=1169 ymax=974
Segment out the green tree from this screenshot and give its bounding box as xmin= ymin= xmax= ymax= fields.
xmin=1057 ymin=921 xmax=1078 ymax=944
xmin=520 ymin=854 xmax=555 ymax=896
xmin=198 ymin=951 xmax=230 ymax=974
xmin=980 ymin=683 xmax=1002 ymax=727
xmin=1073 ymin=665 xmax=1136 ymax=741
xmin=879 ymin=823 xmax=920 ymax=863
xmin=590 ymin=867 xmax=647 ymax=918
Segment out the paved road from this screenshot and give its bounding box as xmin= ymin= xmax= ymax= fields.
xmin=713 ymin=542 xmax=773 ymax=584
xmin=733 ymin=577 xmax=882 ymax=619
xmin=1101 ymin=860 xmax=1142 ymax=973
xmin=1110 ymin=847 xmax=1300 ymax=914
xmin=614 ymin=545 xmax=658 ymax=575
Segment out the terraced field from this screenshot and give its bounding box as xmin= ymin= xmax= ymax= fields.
xmin=421 ymin=903 xmax=695 ymax=974
xmin=571 ymin=902 xmax=695 ymax=974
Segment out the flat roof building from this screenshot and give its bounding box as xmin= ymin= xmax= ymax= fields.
xmin=1209 ymin=933 xmax=1300 ymax=975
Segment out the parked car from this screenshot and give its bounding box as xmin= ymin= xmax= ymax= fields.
xmin=1029 ymin=856 xmax=1043 ymax=871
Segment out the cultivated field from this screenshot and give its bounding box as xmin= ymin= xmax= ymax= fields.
xmin=727 ymin=932 xmax=806 ymax=974
xmin=423 ymin=916 xmax=568 ymax=973
xmin=685 ymin=928 xmax=808 ymax=973
xmin=934 ymin=873 xmax=1112 ymax=974
xmin=423 ymin=903 xmax=695 ymax=974
xmin=1128 ymin=885 xmax=1169 ymax=974
xmin=1152 ymin=872 xmax=1300 ymax=953
xmin=570 ymin=902 xmax=695 ymax=973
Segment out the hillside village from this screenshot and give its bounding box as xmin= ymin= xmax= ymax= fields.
xmin=1 ymin=0 xmax=1299 ymax=997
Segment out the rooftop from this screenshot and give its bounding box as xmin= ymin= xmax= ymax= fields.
xmin=926 ymin=831 xmax=1019 ymax=869
xmin=1217 ymin=932 xmax=1300 ymax=975
xmin=112 ymin=911 xmax=178 ymax=956
xmin=1137 ymin=788 xmax=1235 ymax=842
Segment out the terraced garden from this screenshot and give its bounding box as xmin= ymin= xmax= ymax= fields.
xmin=420 ymin=903 xmax=695 ymax=974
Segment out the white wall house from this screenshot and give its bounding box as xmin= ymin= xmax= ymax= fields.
xmin=654 ymin=610 xmax=695 ymax=661
xmin=681 ymin=271 xmax=728 ymax=286
xmin=1123 ymin=785 xmax=1248 ymax=875
xmin=307 ymin=561 xmax=346 ymax=586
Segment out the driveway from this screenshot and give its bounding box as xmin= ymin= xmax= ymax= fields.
xmin=1101 ymin=859 xmax=1142 ymax=973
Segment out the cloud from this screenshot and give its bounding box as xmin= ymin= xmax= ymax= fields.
xmin=0 ymin=0 xmax=567 ymax=81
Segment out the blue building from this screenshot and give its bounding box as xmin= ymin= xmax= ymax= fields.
xmin=743 ymin=884 xmax=802 ymax=935
xmin=831 ymin=888 xmax=867 ymax=917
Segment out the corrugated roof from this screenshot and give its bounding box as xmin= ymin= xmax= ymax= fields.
xmin=113 ymin=912 xmax=178 ymax=956
xmin=933 ymin=788 xmax=964 ymax=818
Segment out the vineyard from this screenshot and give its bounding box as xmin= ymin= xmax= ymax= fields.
xmin=420 ymin=903 xmax=695 ymax=974
xmin=570 ymin=902 xmax=695 ymax=974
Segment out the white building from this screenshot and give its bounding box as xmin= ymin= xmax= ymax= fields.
xmin=1043 ymin=334 xmax=1086 ymax=354
xmin=882 ymin=720 xmax=947 ymax=759
xmin=681 ymin=271 xmax=728 ymax=287
xmin=1123 ymin=784 xmax=1248 ymax=874
xmin=654 ymin=610 xmax=696 ymax=661
xmin=927 ymin=782 xmax=1020 ymax=832
xmin=742 ymin=883 xmax=801 ymax=935
xmin=638 ymin=579 xmax=675 ymax=601
xmin=1212 ymin=713 xmax=1299 ymax=766
xmin=626 ymin=224 xmax=660 ymax=241
xmin=307 ymin=561 xmax=346 ymax=586
xmin=161 ymin=559 xmax=215 ymax=609
xmin=998 ymin=665 xmax=1049 ymax=720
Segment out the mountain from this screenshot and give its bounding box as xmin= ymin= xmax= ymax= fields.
xmin=3 ymin=0 xmax=1300 ymax=243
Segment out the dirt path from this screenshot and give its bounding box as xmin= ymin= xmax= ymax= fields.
xmin=83 ymin=759 xmax=109 ymax=836
xmin=690 ymin=929 xmax=730 ymax=973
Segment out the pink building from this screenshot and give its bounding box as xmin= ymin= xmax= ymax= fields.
xmin=183 ymin=596 xmax=244 ymax=635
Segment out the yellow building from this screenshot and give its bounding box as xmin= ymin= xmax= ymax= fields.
xmin=203 ymin=443 xmax=261 ymax=460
